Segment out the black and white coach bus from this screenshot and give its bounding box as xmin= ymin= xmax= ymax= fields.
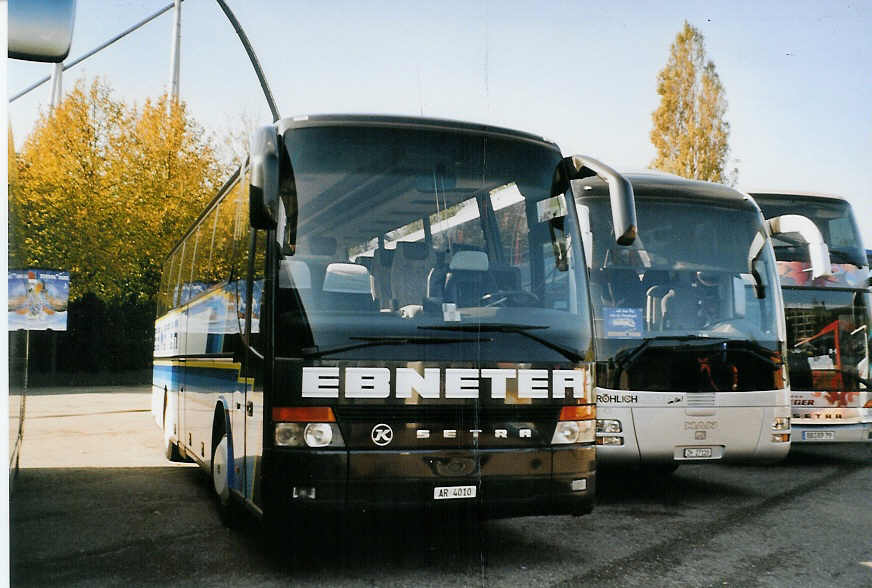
xmin=753 ymin=192 xmax=871 ymax=443
xmin=152 ymin=115 xmax=638 ymax=524
xmin=573 ymin=174 xmax=831 ymax=469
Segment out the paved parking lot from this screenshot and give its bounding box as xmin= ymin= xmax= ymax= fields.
xmin=10 ymin=386 xmax=872 ymax=586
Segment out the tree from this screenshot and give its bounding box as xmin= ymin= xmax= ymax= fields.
xmin=650 ymin=21 xmax=732 ymax=184
xmin=10 ymin=78 xmax=229 ymax=302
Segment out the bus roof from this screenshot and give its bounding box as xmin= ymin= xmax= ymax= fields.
xmin=164 ymin=115 xmax=561 ymax=264
xmin=275 ymin=114 xmax=560 ymax=150
xmin=576 ymin=172 xmax=755 ymax=206
xmin=748 ymin=191 xmax=851 ymax=203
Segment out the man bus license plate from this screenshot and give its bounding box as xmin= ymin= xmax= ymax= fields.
xmin=803 ymin=431 xmax=835 ymax=441
xmin=684 ymin=447 xmax=713 ymax=458
xmin=434 ymin=485 xmax=477 ymax=500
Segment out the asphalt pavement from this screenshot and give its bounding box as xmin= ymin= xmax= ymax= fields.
xmin=10 ymin=386 xmax=872 ymax=587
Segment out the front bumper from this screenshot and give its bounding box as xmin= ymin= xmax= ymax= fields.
xmin=261 ymin=445 xmax=595 ymax=519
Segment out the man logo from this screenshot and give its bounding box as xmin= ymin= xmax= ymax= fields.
xmin=371 ymin=423 xmax=393 ymax=446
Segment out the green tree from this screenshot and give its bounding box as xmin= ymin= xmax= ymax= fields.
xmin=10 ymin=79 xmax=228 ymax=302
xmin=650 ymin=21 xmax=732 ymax=184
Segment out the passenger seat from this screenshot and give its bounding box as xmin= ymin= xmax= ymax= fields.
xmin=390 ymin=242 xmax=436 ymax=309
xmin=371 ymin=248 xmax=394 ymax=309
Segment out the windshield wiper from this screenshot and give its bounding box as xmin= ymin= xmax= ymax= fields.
xmin=418 ymin=323 xmax=585 ymax=363
xmin=614 ymin=335 xmax=729 ymax=371
xmin=724 ymin=340 xmax=781 ymax=368
xmin=302 ymin=335 xmax=493 ymax=359
xmin=614 ymin=336 xmax=783 ymax=371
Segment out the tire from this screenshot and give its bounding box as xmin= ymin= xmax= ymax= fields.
xmin=212 ymin=432 xmax=235 ymax=527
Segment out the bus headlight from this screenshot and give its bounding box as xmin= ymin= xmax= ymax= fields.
xmin=552 ymin=420 xmax=595 ymax=444
xmin=275 ymin=423 xmax=304 ymax=447
xmin=597 ymin=419 xmax=622 ymax=433
xmin=771 ymin=417 xmax=790 ymax=431
xmin=304 ymin=423 xmax=333 ymax=447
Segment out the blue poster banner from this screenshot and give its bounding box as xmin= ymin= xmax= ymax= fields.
xmin=605 ymin=307 xmax=643 ymax=338
xmin=8 ymin=269 xmax=70 ymax=331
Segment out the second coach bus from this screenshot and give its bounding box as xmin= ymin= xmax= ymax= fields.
xmin=753 ymin=192 xmax=872 ymax=443
xmin=573 ymin=174 xmax=830 ymax=469
xmin=152 ymin=115 xmax=639 ymax=525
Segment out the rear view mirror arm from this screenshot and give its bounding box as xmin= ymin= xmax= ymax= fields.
xmin=552 ymin=155 xmax=637 ymax=246
xmin=766 ymin=214 xmax=832 ymax=279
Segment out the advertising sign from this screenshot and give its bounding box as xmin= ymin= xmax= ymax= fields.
xmin=605 ymin=307 xmax=643 ymax=338
xmin=8 ymin=269 xmax=70 ymax=331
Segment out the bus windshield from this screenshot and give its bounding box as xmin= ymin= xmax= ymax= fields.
xmin=276 ymin=124 xmax=592 ymax=364
xmin=579 ymin=197 xmax=780 ymax=349
xmin=754 ymin=194 xmax=869 ymax=288
xmin=577 ymin=197 xmax=782 ymax=392
xmin=783 ymin=288 xmax=871 ymax=394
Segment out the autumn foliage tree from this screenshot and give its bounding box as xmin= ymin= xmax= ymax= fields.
xmin=650 ymin=22 xmax=732 ymax=183
xmin=10 ymin=79 xmax=228 ymax=302
xmin=9 ymin=79 xmax=229 ymax=377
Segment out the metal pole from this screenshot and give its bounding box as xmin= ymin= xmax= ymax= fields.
xmin=24 ymin=330 xmax=30 ymax=393
xmin=9 ymin=2 xmax=177 ymax=103
xmin=169 ymin=0 xmax=182 ymax=101
xmin=48 ymin=62 xmax=63 ymax=109
xmin=215 ymin=0 xmax=280 ymax=122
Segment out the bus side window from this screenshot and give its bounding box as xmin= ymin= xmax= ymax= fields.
xmin=193 ymin=206 xmax=219 ymax=291
xmin=170 ymin=245 xmax=185 ymax=309
xmin=227 ymin=174 xmax=251 ymax=337
xmin=246 ymin=230 xmax=267 ymax=352
xmin=211 ymin=184 xmax=240 ymax=285
xmin=177 ymin=230 xmax=198 ymax=306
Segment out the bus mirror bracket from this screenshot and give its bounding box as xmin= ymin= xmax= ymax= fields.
xmin=250 ymin=125 xmax=280 ymax=230
xmin=553 ymin=155 xmax=637 ymax=246
xmin=766 ymin=214 xmax=832 ymax=279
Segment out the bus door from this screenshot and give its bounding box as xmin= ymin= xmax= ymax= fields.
xmin=233 ymin=229 xmax=267 ymax=503
xmin=229 ymin=267 xmax=248 ymax=495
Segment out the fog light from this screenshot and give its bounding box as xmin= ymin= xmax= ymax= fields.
xmin=597 ymin=419 xmax=622 ymax=434
xmin=304 ymin=423 xmax=333 ymax=447
xmin=275 ymin=423 xmax=304 ymax=446
xmin=596 ymin=436 xmax=624 ymax=446
xmin=571 ymin=479 xmax=587 ymax=491
xmin=771 ymin=433 xmax=790 ymax=443
xmin=292 ymin=486 xmax=316 ymax=500
xmin=772 ymin=417 xmax=790 ymax=431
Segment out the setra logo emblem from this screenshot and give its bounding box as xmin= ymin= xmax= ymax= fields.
xmin=371 ymin=423 xmax=394 ymax=446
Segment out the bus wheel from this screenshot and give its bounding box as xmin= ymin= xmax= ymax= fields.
xmin=211 ymin=432 xmax=235 ymax=527
xmin=162 ymin=398 xmax=182 ymax=462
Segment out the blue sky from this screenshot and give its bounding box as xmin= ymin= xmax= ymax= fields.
xmin=8 ymin=0 xmax=872 ymax=248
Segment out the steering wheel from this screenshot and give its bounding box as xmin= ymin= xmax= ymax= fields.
xmin=481 ymin=290 xmax=540 ymax=308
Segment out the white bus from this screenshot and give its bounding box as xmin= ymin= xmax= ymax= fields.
xmin=753 ymin=192 xmax=872 ymax=443
xmin=152 ymin=115 xmax=639 ymax=527
xmin=573 ymin=173 xmax=829 ymax=469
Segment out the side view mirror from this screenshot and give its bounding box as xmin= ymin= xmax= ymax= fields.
xmin=553 ymin=155 xmax=637 ymax=246
xmin=766 ymin=214 xmax=832 ymax=279
xmin=8 ymin=0 xmax=77 ymax=63
xmin=249 ymin=125 xmax=280 ymax=230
